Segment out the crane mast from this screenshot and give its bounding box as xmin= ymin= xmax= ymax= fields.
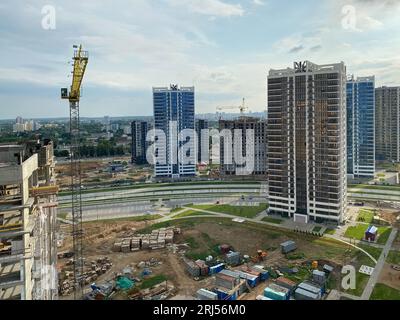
xmin=61 ymin=45 xmax=88 ymax=299
xmin=216 ymin=98 xmax=247 ymax=120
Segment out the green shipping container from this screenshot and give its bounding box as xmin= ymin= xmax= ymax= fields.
xmin=264 ymin=287 xmax=286 ymax=300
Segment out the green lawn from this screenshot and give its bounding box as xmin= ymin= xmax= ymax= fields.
xmin=189 ymin=203 xmax=268 ymax=218
xmin=139 ymin=275 xmax=168 ymax=289
xmin=386 ymin=251 xmax=400 ymax=265
xmin=357 ymin=209 xmax=374 ymax=223
xmin=173 ymin=210 xmax=212 ymax=218
xmin=170 ymin=207 xmax=183 ymax=214
xmin=86 ymin=214 xmax=162 ymax=224
xmin=358 ymin=244 xmax=382 ymax=261
xmin=377 ymin=227 xmax=392 ymax=245
xmin=185 ymin=237 xmax=200 ymax=249
xmin=324 ymin=228 xmax=336 ymax=235
xmin=57 ymin=212 xmax=68 ymax=220
xmin=348 ymin=184 xmax=400 ymax=191
xmin=344 ymin=224 xmax=368 ymax=240
xmin=286 ymin=252 xmax=305 ymax=260
xmin=262 ymin=216 xmax=283 ymax=224
xmin=370 ymin=283 xmax=400 ymax=300
xmin=344 ymin=247 xmax=377 ymax=297
xmin=284 ymin=265 xmax=311 ymax=283
xmin=312 ymin=226 xmax=322 ymax=233
xmin=344 ymin=224 xmax=392 ymax=244
xmin=184 ymin=232 xmax=220 ymax=261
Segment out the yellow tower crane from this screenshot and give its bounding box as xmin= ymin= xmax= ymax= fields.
xmin=61 ymin=44 xmax=89 ymax=300
xmin=216 ymin=98 xmax=247 ymax=120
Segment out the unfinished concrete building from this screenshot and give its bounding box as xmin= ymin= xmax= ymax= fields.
xmin=0 ymin=140 xmax=58 ymax=300
xmin=219 ymin=117 xmax=268 ymax=177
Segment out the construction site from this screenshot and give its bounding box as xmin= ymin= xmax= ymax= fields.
xmin=0 ymin=140 xmax=58 ymax=299
xmin=52 ymin=214 xmax=370 ymax=301
xmin=1 ymin=43 xmax=399 ymax=302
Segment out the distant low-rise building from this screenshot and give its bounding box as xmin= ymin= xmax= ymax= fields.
xmin=12 ymin=117 xmax=41 ymax=133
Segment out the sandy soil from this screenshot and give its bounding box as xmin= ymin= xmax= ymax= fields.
xmin=55 ymin=157 xmax=152 ymax=188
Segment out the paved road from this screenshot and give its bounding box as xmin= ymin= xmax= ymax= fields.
xmin=360 ymin=228 xmax=398 ymax=300
xmin=58 ymin=184 xmax=261 ymax=203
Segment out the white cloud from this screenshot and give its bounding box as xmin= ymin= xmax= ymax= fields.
xmin=253 ymin=0 xmax=265 ymax=6
xmin=166 ymin=0 xmax=244 ymax=17
xmin=363 ymin=16 xmax=384 ymax=30
xmin=273 ymin=32 xmax=323 ymax=54
xmin=1 ymin=0 xmax=400 ymax=118
xmin=334 ymin=0 xmax=399 ymax=32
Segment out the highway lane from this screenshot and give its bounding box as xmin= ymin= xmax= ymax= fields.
xmin=58 ymin=186 xmax=263 ymax=205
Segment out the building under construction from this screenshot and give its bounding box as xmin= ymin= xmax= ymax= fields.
xmin=219 ymin=117 xmax=268 ymax=177
xmin=0 ymin=140 xmax=58 ymax=300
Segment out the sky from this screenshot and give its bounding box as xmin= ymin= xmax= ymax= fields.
xmin=0 ymin=0 xmax=399 ymax=119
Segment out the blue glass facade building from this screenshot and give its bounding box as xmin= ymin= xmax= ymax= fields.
xmin=346 ymin=76 xmax=375 ymax=177
xmin=153 ymin=85 xmax=196 ymax=178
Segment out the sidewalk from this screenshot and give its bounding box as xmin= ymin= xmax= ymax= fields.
xmin=360 ymin=228 xmax=398 ymax=300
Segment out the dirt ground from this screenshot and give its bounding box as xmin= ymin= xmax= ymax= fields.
xmin=55 ymin=157 xmax=152 ymax=189
xmin=57 ymin=217 xmax=366 ymax=300
xmin=378 ymin=263 xmax=400 ymax=291
xmin=193 ymin=221 xmax=351 ymax=265
xmin=58 ymin=220 xmax=212 ymax=299
xmin=379 ymin=210 xmax=400 ymax=225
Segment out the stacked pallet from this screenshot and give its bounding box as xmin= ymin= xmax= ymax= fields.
xmin=113 ymin=227 xmax=179 ymax=253
xmin=121 ymin=238 xmax=131 ymax=253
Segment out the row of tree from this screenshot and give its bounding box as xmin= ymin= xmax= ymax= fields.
xmin=55 ymin=141 xmax=126 ymax=158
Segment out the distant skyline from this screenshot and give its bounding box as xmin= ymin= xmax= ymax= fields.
xmin=1 ymin=0 xmax=400 ymax=119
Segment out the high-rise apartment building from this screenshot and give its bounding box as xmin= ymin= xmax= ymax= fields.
xmin=153 ymin=85 xmax=196 ymax=178
xmin=219 ymin=117 xmax=267 ymax=176
xmin=375 ymin=86 xmax=400 ymax=162
xmin=267 ymin=61 xmax=347 ymax=224
xmin=131 ymin=120 xmax=150 ymax=165
xmin=347 ymin=76 xmax=375 ymax=177
xmin=195 ymin=119 xmax=209 ymax=164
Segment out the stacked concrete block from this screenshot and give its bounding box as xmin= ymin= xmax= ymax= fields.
xmin=131 ymin=237 xmax=141 ymax=252
xmin=165 ymin=229 xmax=174 ymax=243
xmin=112 ymin=227 xmax=179 ymax=253
xmin=121 ymin=238 xmax=131 ymax=253
xmin=112 ymin=241 xmax=122 ymax=252
xmin=142 ymin=237 xmax=150 ymax=249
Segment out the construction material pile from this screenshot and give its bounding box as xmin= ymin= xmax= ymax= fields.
xmin=113 ymin=227 xmax=181 ymax=252
xmin=58 ymin=257 xmax=113 ymax=296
